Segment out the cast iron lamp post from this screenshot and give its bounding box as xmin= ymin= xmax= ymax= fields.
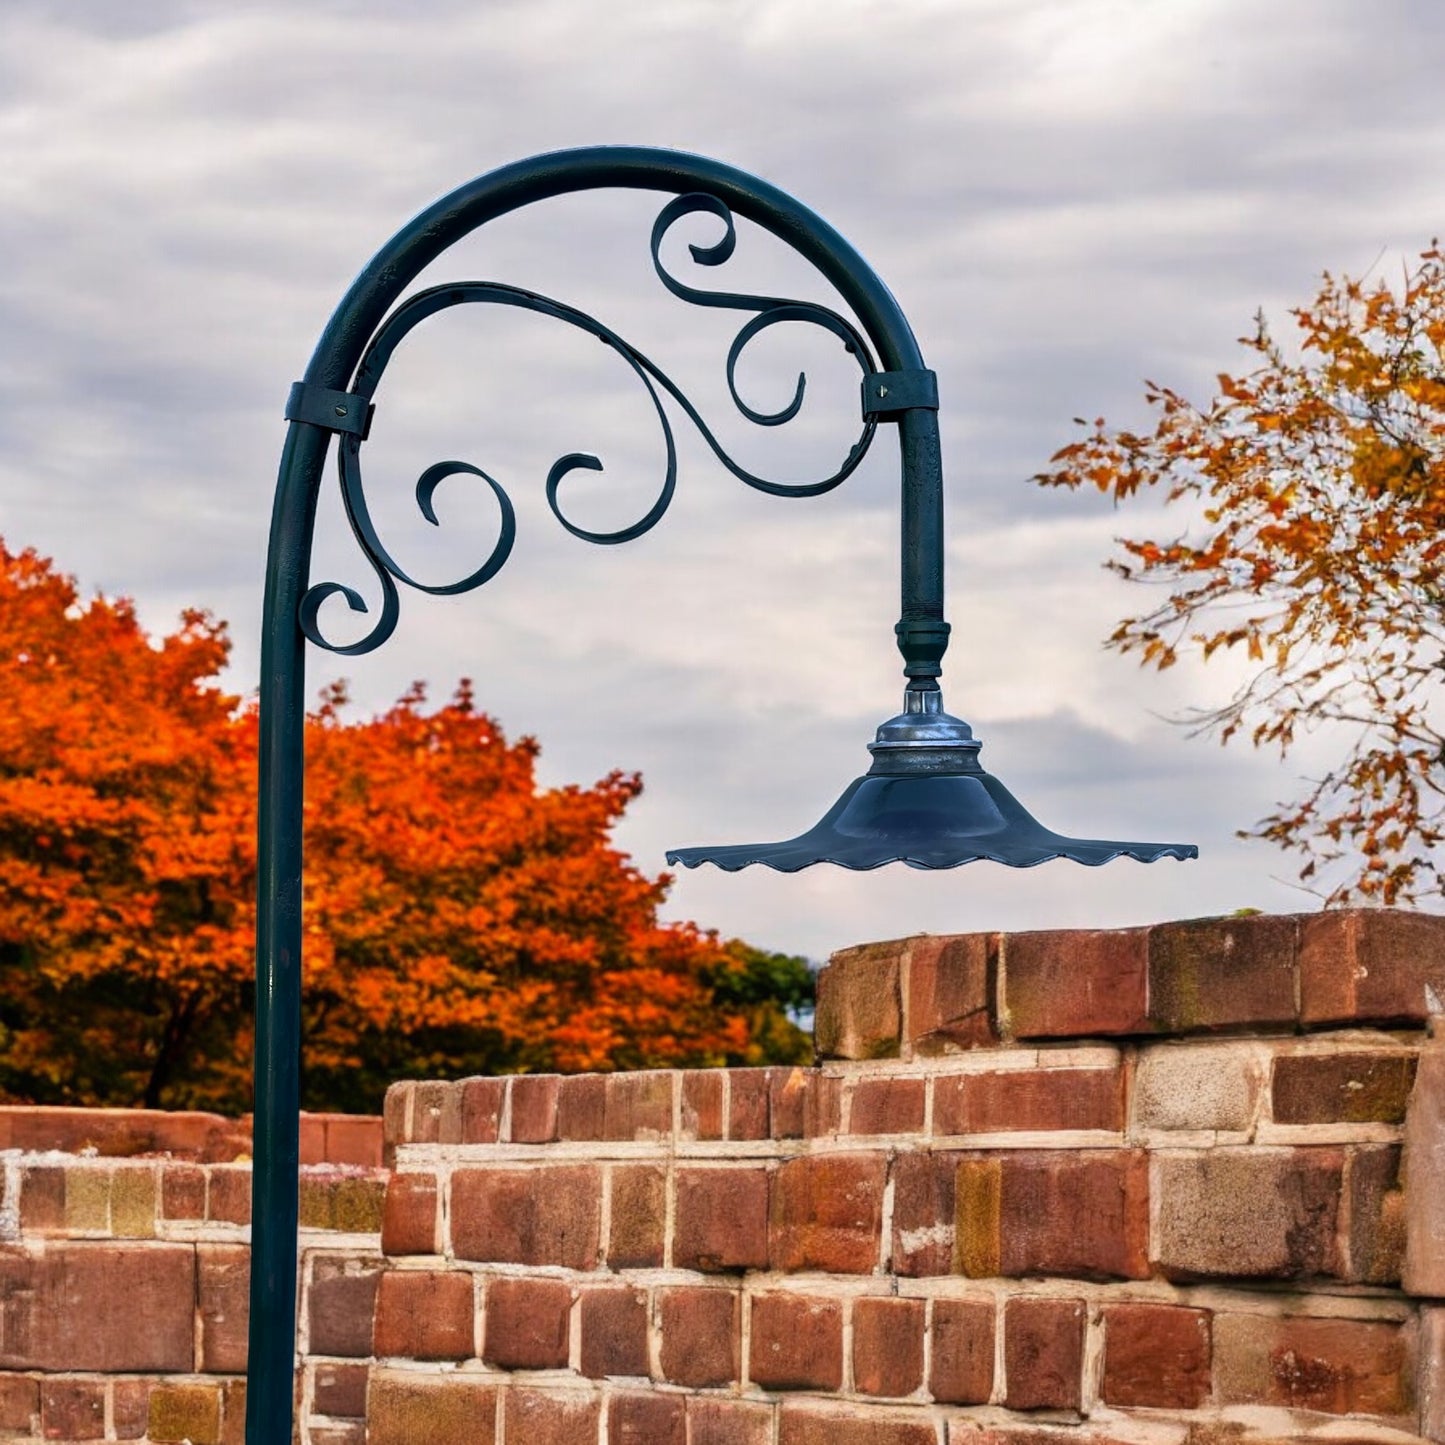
xmin=247 ymin=145 xmax=1195 ymax=1442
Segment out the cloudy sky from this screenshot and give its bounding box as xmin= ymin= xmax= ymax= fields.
xmin=3 ymin=0 xmax=1442 ymax=960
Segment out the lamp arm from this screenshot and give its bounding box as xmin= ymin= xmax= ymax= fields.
xmin=249 ymin=145 xmax=944 ymax=1444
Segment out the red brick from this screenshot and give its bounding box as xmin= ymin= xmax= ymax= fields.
xmin=852 ymin=1297 xmax=924 ymax=1396
xmin=557 ymin=1074 xmax=606 ymax=1139
xmin=1004 ymin=1296 xmax=1086 ymax=1410
xmin=1300 ymin=908 xmax=1445 ymax=1027
xmin=459 ymin=1077 xmax=505 ymax=1143
xmin=1272 ymin=1050 xmax=1417 ymax=1124
xmin=607 ymin=1163 xmax=665 ymax=1268
xmin=1213 ymin=1311 xmax=1413 ymax=1418
xmin=410 ymin=1081 xmax=461 ymax=1144
xmin=749 ymin=1293 xmax=844 ymax=1390
xmin=779 ymin=1404 xmax=938 ymax=1445
xmin=1345 ymin=1144 xmax=1404 ymax=1285
xmin=850 ymin=1077 xmax=925 ymax=1135
xmin=381 ymin=1170 xmax=439 ymax=1256
xmin=957 ymin=1151 xmax=1149 ymax=1281
xmin=890 ymin=1150 xmax=959 ymax=1277
xmin=729 ymin=1068 xmax=771 ymax=1139
xmin=308 ymin=1260 xmax=381 ymax=1357
xmin=934 ymin=1065 xmax=1123 ymax=1136
xmin=451 ymin=1164 xmax=600 ymax=1269
xmin=688 ymin=1397 xmax=774 ymax=1445
xmin=1421 ymin=1307 xmax=1445 ymax=1444
xmin=609 ymin=1392 xmax=685 ymax=1445
xmin=482 ymin=1276 xmax=571 ymax=1369
xmin=0 ymin=1377 xmax=37 ymax=1433
xmin=160 ymin=1163 xmax=206 ymax=1220
xmin=815 ymin=940 xmax=904 ymax=1060
xmin=770 ymin=1153 xmax=885 ymax=1274
xmin=1406 ymin=1040 xmax=1445 ymax=1296
xmin=658 ymin=1286 xmax=740 ymax=1387
xmin=803 ymin=1073 xmax=844 ymax=1138
xmin=909 ymin=932 xmax=997 ymax=1052
xmin=579 ymin=1285 xmax=648 ymax=1378
xmin=1002 ymin=926 xmax=1150 ymax=1039
xmin=605 ymin=1070 xmax=674 ymax=1139
xmin=1154 ymin=1146 xmax=1344 ymax=1280
xmin=198 ymin=1243 xmax=249 ymax=1371
xmin=367 ymin=1372 xmax=496 ymax=1445
xmin=502 ymin=1388 xmax=599 ymax=1445
xmin=0 ymin=1242 xmax=194 ymax=1371
xmin=19 ymin=1166 xmax=64 ymax=1230
xmin=374 ymin=1270 xmax=474 ymax=1359
xmin=509 ymin=1074 xmax=560 ymax=1142
xmin=321 ymin=1114 xmax=384 ymax=1166
xmin=1101 ymin=1303 xmax=1211 ymax=1408
xmin=381 ymin=1083 xmax=411 ymax=1154
xmin=930 ymin=1297 xmax=995 ymax=1404
xmin=41 ymin=1379 xmax=105 ymax=1440
xmin=675 ymin=1166 xmax=770 ymax=1272
xmin=682 ymin=1070 xmax=725 ymax=1139
xmin=300 ymin=1113 xmax=328 ymax=1165
xmin=1148 ymin=913 xmax=1298 ymax=1032
xmin=112 ymin=1379 xmax=149 ymax=1439
xmin=313 ymin=1363 xmax=369 ymax=1418
xmin=769 ymin=1067 xmax=815 ymax=1139
xmin=207 ymin=1165 xmax=251 ymax=1224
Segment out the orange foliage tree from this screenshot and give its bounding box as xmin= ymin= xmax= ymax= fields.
xmin=0 ymin=541 xmax=810 ymax=1112
xmin=1035 ymin=244 xmax=1445 ymax=905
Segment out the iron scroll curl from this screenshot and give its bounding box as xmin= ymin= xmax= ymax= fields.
xmin=298 ymin=191 xmax=880 ymax=656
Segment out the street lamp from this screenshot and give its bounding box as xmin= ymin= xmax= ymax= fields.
xmin=247 ymin=145 xmax=1195 ymax=1443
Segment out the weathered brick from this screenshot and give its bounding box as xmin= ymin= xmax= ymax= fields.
xmin=1100 ymin=1302 xmax=1211 ymax=1408
xmin=1405 ymin=1039 xmax=1445 ymax=1295
xmin=380 ymin=1171 xmax=439 ymax=1256
xmin=957 ymin=1150 xmax=1149 ymax=1281
xmin=729 ymin=1068 xmax=771 ymax=1139
xmin=149 ymin=1384 xmax=222 ymax=1445
xmin=451 ymin=1164 xmax=600 ymax=1270
xmin=1421 ymin=1307 xmax=1445 ymax=1444
xmin=207 ymin=1165 xmax=251 ymax=1225
xmin=410 ymin=1080 xmax=461 ymax=1144
xmin=509 ymin=1074 xmax=560 ymax=1143
xmin=319 ymin=1113 xmax=384 ymax=1167
xmin=1213 ymin=1311 xmax=1413 ymax=1418
xmin=1154 ymin=1146 xmax=1344 ymax=1280
xmin=803 ymin=1073 xmax=845 ymax=1139
xmin=749 ymin=1293 xmax=844 ymax=1391
xmin=1344 ymin=1144 xmax=1404 ymax=1285
xmin=890 ymin=1150 xmax=958 ymax=1277
xmin=779 ymin=1404 xmax=938 ymax=1445
xmin=312 ymin=1362 xmax=369 ymax=1418
xmin=110 ymin=1164 xmax=156 ymax=1237
xmin=18 ymin=1166 xmax=64 ymax=1230
xmin=674 ymin=1166 xmax=770 ymax=1272
xmin=770 ymin=1153 xmax=885 ymax=1274
xmin=1132 ymin=1042 xmax=1263 ymax=1132
xmin=159 ymin=1163 xmax=207 ymax=1220
xmin=112 ymin=1379 xmax=149 ymax=1439
xmin=367 ymin=1372 xmax=496 ymax=1445
xmin=459 ymin=1077 xmax=505 ymax=1143
xmin=308 ymin=1260 xmax=381 ymax=1357
xmin=935 ymin=1065 xmax=1123 ymax=1136
xmin=557 ymin=1073 xmax=606 ymax=1140
xmin=374 ymin=1270 xmax=474 ymax=1359
xmin=605 ymin=1070 xmax=674 ymax=1139
xmin=41 ymin=1379 xmax=105 ymax=1441
xmin=1273 ymin=1049 xmax=1418 ymax=1124
xmin=198 ymin=1243 xmax=250 ymax=1371
xmin=482 ymin=1276 xmax=571 ymax=1370
xmin=769 ymin=1068 xmax=841 ymax=1140
xmin=687 ymin=1397 xmax=774 ymax=1445
xmin=502 ymin=1387 xmax=599 ymax=1445
xmin=1003 ymin=1296 xmax=1086 ymax=1411
xmin=1300 ymin=908 xmax=1445 ymax=1026
xmin=381 ymin=1082 xmax=411 ymax=1152
xmin=815 ymin=940 xmax=903 ymax=1060
xmin=0 ymin=1376 xmax=38 ymax=1433
xmin=1002 ymin=926 xmax=1150 ymax=1039
xmin=579 ymin=1284 xmax=648 ymax=1378
xmin=299 ymin=1170 xmax=386 ymax=1233
xmin=609 ymin=1391 xmax=686 ymax=1445
xmin=607 ymin=1163 xmax=665 ymax=1269
xmin=850 ymin=1077 xmax=926 ymax=1135
xmin=908 ymin=932 xmax=997 ymax=1053
xmin=64 ymin=1166 xmax=109 ymax=1231
xmin=852 ymin=1297 xmax=924 ymax=1396
xmin=657 ymin=1286 xmax=740 ymax=1387
xmin=682 ymin=1070 xmax=725 ymax=1139
xmin=0 ymin=1242 xmax=195 ymax=1371
xmin=306 ymin=1426 xmax=363 ymax=1445
xmin=930 ymin=1296 xmax=995 ymax=1404
xmin=1148 ymin=913 xmax=1298 ymax=1032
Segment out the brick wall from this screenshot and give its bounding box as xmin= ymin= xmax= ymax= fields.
xmin=3 ymin=909 xmax=1445 ymax=1444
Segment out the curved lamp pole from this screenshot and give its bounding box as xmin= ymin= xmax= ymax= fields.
xmin=247 ymin=146 xmax=1195 ymax=1442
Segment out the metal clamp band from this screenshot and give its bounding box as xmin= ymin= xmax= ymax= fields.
xmin=861 ymin=368 xmax=939 ymax=420
xmin=284 ymin=382 xmax=374 ymax=439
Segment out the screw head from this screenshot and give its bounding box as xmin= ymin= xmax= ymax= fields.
xmin=334 ymin=404 xmax=348 ymax=417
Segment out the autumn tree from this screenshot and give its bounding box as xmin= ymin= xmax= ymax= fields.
xmin=0 ymin=540 xmax=811 ymax=1112
xmin=1035 ymin=244 xmax=1445 ymax=905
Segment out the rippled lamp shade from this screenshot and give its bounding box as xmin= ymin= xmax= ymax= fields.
xmin=667 ymin=691 xmax=1198 ymax=872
